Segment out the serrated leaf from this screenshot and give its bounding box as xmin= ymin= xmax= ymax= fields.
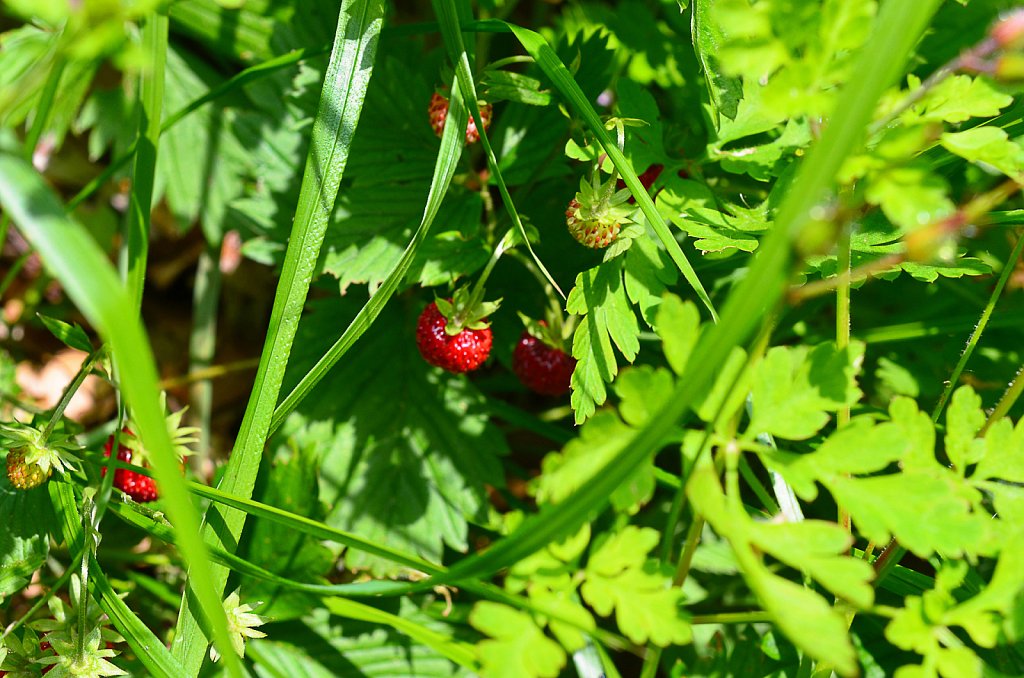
xmin=654 ymin=294 xmax=701 ymax=375
xmin=747 ymin=342 xmax=863 ymax=440
xmin=580 ymin=527 xmax=691 ymax=646
xmin=470 ymin=602 xmax=565 ymax=678
xmin=687 ymin=465 xmax=857 ymax=675
xmin=567 ymin=259 xmax=641 ymax=424
xmin=901 ymin=74 xmax=1012 ymax=124
xmin=534 ymin=410 xmax=657 ymax=515
xmin=278 ymin=298 xmax=506 ymax=575
xmin=940 ymin=127 xmax=1024 ymax=180
xmin=944 ymin=386 xmax=986 ymax=473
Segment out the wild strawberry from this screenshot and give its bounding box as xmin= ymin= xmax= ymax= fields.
xmin=513 ymin=323 xmax=576 ymax=396
xmin=104 ymin=430 xmax=158 ymax=503
xmin=566 ymin=173 xmax=635 ymax=249
xmin=428 ymin=92 xmax=493 ymax=144
xmin=1 ymin=424 xmax=80 ymax=490
xmin=6 ymin=448 xmax=49 ymax=489
xmin=616 ymin=163 xmax=665 ymax=203
xmin=101 ymin=403 xmax=198 ymax=503
xmin=416 ymin=301 xmax=493 ymax=373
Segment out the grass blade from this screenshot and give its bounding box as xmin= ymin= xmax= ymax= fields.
xmin=172 ymin=1 xmax=386 ymax=670
xmin=268 ymin=74 xmax=469 ymax=435
xmin=504 ymin=22 xmax=718 ymax=321
xmin=0 ymin=149 xmax=242 ymax=676
xmin=49 ymin=482 xmax=186 ymax=678
xmin=123 ymin=12 xmax=168 ymax=314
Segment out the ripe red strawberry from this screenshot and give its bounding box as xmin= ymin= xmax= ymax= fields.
xmin=103 ymin=430 xmax=158 ymax=503
xmin=513 ymin=328 xmax=576 ymax=396
xmin=428 ymin=92 xmax=493 ymax=144
xmin=416 ymin=300 xmax=494 ymax=373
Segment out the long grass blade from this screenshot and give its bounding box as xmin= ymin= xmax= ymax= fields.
xmin=172 ymin=2 xmax=387 ymax=671
xmin=268 ymin=74 xmax=469 ymax=435
xmin=0 ymin=150 xmax=242 ymax=676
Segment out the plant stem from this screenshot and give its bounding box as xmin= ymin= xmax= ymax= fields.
xmin=982 ymin=364 xmax=1024 ymax=434
xmin=690 ymin=611 xmax=773 ymax=625
xmin=0 ymin=252 xmax=29 ymax=299
xmin=122 ymin=12 xmax=168 ymax=315
xmin=932 ymin=229 xmax=1024 ymax=422
xmin=158 ymin=358 xmax=260 ymax=389
xmin=188 ymin=245 xmax=222 ymax=468
xmin=836 ymin=226 xmax=852 ymax=533
xmin=41 ymin=348 xmax=103 ymax=441
xmin=75 ymin=494 xmax=96 ymax=662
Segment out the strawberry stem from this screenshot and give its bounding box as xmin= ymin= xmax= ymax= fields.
xmin=459 ymin=229 xmax=511 ymax=326
xmin=41 ymin=347 xmax=104 ymax=442
xmin=76 ymin=493 xmax=97 ymax=662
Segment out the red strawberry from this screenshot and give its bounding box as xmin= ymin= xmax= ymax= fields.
xmin=416 ymin=300 xmax=494 ymax=373
xmin=428 ymin=92 xmax=493 ymax=144
xmin=103 ymin=429 xmax=158 ymax=503
xmin=513 ymin=329 xmax=576 ymax=396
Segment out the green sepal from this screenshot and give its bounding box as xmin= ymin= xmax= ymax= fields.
xmin=0 ymin=423 xmax=81 ymax=477
xmin=437 ymin=286 xmax=502 ymax=335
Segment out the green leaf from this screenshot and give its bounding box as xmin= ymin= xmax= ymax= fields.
xmin=36 ymin=313 xmax=93 ymax=353
xmin=747 ymin=342 xmax=864 ymax=441
xmin=581 ymin=527 xmax=691 ymax=646
xmin=899 ymin=74 xmax=1012 ymax=125
xmin=248 ymin=606 xmax=472 ymax=678
xmin=567 ymin=259 xmax=641 ymax=424
xmin=944 ymin=386 xmax=986 ymax=474
xmin=0 ymin=470 xmax=54 ymax=601
xmin=470 ymin=602 xmax=566 ymax=678
xmin=687 ymin=465 xmax=857 ymax=674
xmin=940 ymin=127 xmax=1024 ymax=180
xmin=242 ymin=444 xmax=335 ymax=620
xmin=280 ymin=298 xmax=506 ymax=575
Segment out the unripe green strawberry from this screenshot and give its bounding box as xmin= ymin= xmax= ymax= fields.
xmin=566 ymin=175 xmax=635 ymax=249
xmin=1 ymin=424 xmax=81 ymax=491
xmin=6 ymin=447 xmax=50 ymax=489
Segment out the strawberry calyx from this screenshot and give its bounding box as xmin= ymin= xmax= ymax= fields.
xmin=435 ymin=286 xmax=501 ymax=337
xmin=517 ymin=313 xmax=571 ymax=354
xmin=117 ymin=396 xmax=200 ymax=469
xmin=0 ymin=422 xmax=81 ymax=480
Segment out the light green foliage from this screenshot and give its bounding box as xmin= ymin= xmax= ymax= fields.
xmin=747 ymin=342 xmax=863 ymax=440
xmin=709 ymin=0 xmax=877 ymax=122
xmin=660 ymin=174 xmax=768 ymax=252
xmin=688 ymin=464 xmax=862 ymax=675
xmin=885 ymin=545 xmax=1024 ymax=677
xmin=470 ymin=602 xmax=566 ymax=678
xmin=940 ymin=127 xmax=1024 ymax=180
xmin=580 ymin=527 xmax=691 ymax=645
